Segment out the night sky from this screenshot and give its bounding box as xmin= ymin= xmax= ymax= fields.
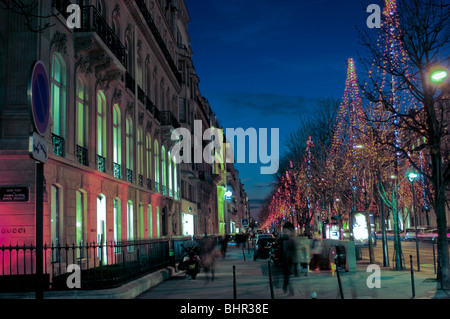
xmin=184 ymin=0 xmax=380 ymax=220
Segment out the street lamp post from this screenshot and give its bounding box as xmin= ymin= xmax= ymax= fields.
xmin=408 ymin=170 xmax=420 ymax=271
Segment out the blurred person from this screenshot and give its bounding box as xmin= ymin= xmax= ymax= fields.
xmin=200 ymin=236 xmax=217 ymax=282
xmin=221 ymin=234 xmax=229 ymax=258
xmin=281 ymin=225 xmax=296 ymax=296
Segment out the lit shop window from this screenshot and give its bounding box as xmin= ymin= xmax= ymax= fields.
xmin=127 ymin=200 xmax=134 ymax=241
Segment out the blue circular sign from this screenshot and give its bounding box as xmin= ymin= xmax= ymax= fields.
xmin=28 ymin=61 xmax=50 ymax=136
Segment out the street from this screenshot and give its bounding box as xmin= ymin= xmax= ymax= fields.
xmin=136 ymin=240 xmax=441 ymax=299
xmin=359 ymin=239 xmax=440 ymax=273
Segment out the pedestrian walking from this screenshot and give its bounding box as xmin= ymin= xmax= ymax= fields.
xmin=281 ymin=224 xmax=296 ymax=296
xmin=221 ymin=234 xmax=229 ymax=258
xmin=200 ymin=236 xmax=217 ymax=282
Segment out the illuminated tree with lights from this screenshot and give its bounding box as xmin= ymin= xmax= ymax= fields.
xmin=359 ymin=0 xmax=450 ymax=286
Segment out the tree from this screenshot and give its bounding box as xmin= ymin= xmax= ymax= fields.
xmin=0 ymin=0 xmax=57 ymax=32
xmin=358 ymin=0 xmax=450 ymax=288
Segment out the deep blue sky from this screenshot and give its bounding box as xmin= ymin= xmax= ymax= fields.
xmin=184 ymin=0 xmax=379 ymax=220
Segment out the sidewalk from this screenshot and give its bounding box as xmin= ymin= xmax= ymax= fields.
xmin=0 ymin=267 xmax=177 ymax=299
xmin=225 ymin=247 xmax=446 ymax=299
xmin=0 ymin=243 xmax=448 ymax=299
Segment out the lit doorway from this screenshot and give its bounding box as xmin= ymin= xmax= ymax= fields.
xmin=182 ymin=213 xmax=194 ymax=236
xmin=97 ymin=194 xmax=107 ymax=264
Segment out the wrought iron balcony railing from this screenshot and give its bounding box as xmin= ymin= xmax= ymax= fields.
xmin=113 ymin=162 xmax=121 ymax=179
xmin=127 ymin=169 xmax=133 ymax=183
xmin=146 ymin=178 xmax=152 ymax=190
xmin=159 ymin=111 xmax=180 ymax=129
xmin=125 ymin=72 xmax=135 ymax=93
xmin=76 ymin=5 xmax=127 ymax=68
xmin=97 ymin=154 xmax=106 ymax=173
xmin=51 ymin=133 xmax=65 ymax=158
xmin=134 ymin=0 xmax=182 ymax=84
xmin=76 ymin=145 xmax=88 ymax=166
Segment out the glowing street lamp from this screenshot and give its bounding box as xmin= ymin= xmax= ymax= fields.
xmin=429 ymin=67 xmax=449 ymax=85
xmin=407 ymin=169 xmax=420 ymax=271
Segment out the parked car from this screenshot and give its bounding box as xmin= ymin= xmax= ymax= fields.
xmin=253 ymin=237 xmax=276 ymax=261
xmin=416 ymin=227 xmax=450 ymax=242
xmin=253 ymin=233 xmax=274 ymax=245
xmin=402 ymin=227 xmax=427 ymax=241
xmin=419 ymin=228 xmax=438 ymax=242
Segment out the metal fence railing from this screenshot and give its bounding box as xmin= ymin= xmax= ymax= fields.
xmin=0 ymin=240 xmax=171 ymax=292
xmin=0 ymin=237 xmax=218 ymax=292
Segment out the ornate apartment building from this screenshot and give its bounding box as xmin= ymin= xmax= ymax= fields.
xmin=0 ymin=0 xmax=250 ymax=253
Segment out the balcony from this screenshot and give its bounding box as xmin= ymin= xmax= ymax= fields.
xmin=51 ymin=133 xmax=65 ymax=158
xmin=72 ymin=5 xmax=126 ymax=84
xmin=125 ymin=72 xmax=136 ymax=94
xmin=113 ymin=162 xmax=121 ymax=179
xmin=160 ymin=111 xmax=180 ymax=129
xmin=134 ymin=0 xmax=182 ymax=85
xmin=145 ymin=96 xmax=155 ymax=116
xmin=97 ymin=154 xmax=106 ymax=173
xmin=76 ymin=145 xmax=88 ymax=166
xmin=160 ymin=111 xmax=180 ymax=148
xmin=127 ymin=169 xmax=133 ymax=183
xmin=199 ymin=171 xmax=213 ymax=185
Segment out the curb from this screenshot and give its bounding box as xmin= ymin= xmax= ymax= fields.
xmin=0 ymin=267 xmax=179 ymax=300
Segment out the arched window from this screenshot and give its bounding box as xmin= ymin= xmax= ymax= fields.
xmin=139 ymin=203 xmax=144 ymax=239
xmin=97 ymin=194 xmax=107 ymax=263
xmin=113 ymin=198 xmax=121 ymax=243
xmin=51 ymin=185 xmax=62 ymax=247
xmin=156 ymin=206 xmax=160 ymax=238
xmin=76 ymin=190 xmax=87 ymax=245
xmin=76 ymin=77 xmax=88 ymax=149
xmin=97 ymin=91 xmax=107 ymax=158
xmin=137 ymin=126 xmax=144 ymax=179
xmin=146 ymin=64 xmax=151 ymax=96
xmin=137 ymin=52 xmax=143 ymax=88
xmin=161 ymin=145 xmax=166 ymax=195
xmin=127 ymin=200 xmax=134 ymax=241
xmin=113 ymin=104 xmax=121 ymax=178
xmin=95 ymin=0 xmax=106 ymax=19
xmin=173 ymin=154 xmax=178 ymax=199
xmin=160 ymin=80 xmax=165 ymax=111
xmin=126 ymin=35 xmax=134 ymax=77
xmin=147 ymin=204 xmax=153 ymax=238
xmin=168 ymin=150 xmax=172 ymax=196
xmin=145 ymin=133 xmax=152 ymax=182
xmin=154 ymin=140 xmax=160 ymax=191
xmin=50 ymin=53 xmax=66 ymax=141
xmin=126 ymin=116 xmax=134 ymax=172
xmin=112 ymin=9 xmax=120 ymax=39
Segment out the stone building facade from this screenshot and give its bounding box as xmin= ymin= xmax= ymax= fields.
xmin=0 ymin=0 xmax=250 ymax=254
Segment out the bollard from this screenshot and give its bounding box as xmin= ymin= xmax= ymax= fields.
xmin=432 ymin=238 xmax=436 ymax=274
xmin=335 ymin=263 xmax=344 ymax=299
xmin=268 ymin=261 xmax=274 ymax=299
xmin=242 ymin=246 xmax=246 ymax=261
xmin=410 ymin=255 xmax=415 ymax=298
xmin=233 ymin=265 xmax=237 ymax=299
